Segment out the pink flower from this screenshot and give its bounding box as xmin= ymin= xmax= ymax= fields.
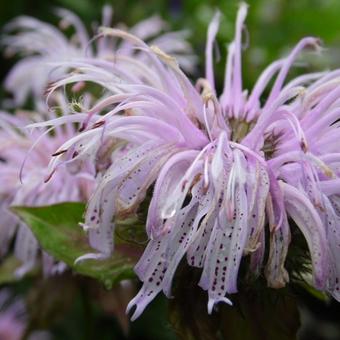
xmin=262 ymin=70 xmax=340 ymax=298
xmin=2 ymin=6 xmax=196 ymax=110
xmin=0 ymin=94 xmax=94 ymax=276
xmin=44 ymin=3 xmax=340 ymax=320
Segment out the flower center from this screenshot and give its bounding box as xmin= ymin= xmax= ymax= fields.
xmin=228 ymin=118 xmax=254 ymax=142
xmin=262 ymin=131 xmax=282 ymax=160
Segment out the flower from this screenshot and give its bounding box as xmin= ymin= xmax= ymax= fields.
xmin=1 ymin=5 xmax=196 ymax=277
xmin=0 ymin=93 xmax=94 ymax=276
xmin=45 ymin=2 xmax=340 ymax=321
xmin=2 ymin=6 xmax=197 ymax=110
xmin=265 ymin=70 xmax=340 ymax=298
xmin=0 ymin=290 xmax=51 ymax=340
xmin=0 ymin=290 xmax=25 ymax=340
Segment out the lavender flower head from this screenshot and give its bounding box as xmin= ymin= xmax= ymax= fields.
xmin=2 ymin=6 xmax=196 ymax=110
xmin=0 ymin=94 xmax=94 ymax=276
xmin=45 ymin=3 xmax=340 ymax=320
xmin=0 ymin=6 xmax=197 ymax=278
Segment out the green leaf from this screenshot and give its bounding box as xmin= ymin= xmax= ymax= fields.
xmin=12 ymin=203 xmax=135 ymax=287
xmin=296 ymin=281 xmax=329 ymax=303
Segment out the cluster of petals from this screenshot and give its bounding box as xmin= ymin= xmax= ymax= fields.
xmin=2 ymin=5 xmax=196 ymax=110
xmin=0 ymin=95 xmax=94 ymax=276
xmin=7 ymin=3 xmax=340 ymax=320
xmin=0 ymin=7 xmax=196 ymax=277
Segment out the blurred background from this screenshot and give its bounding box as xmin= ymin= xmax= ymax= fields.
xmin=1 ymin=0 xmax=340 ymax=339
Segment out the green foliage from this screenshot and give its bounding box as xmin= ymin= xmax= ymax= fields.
xmin=12 ymin=203 xmax=135 ymax=287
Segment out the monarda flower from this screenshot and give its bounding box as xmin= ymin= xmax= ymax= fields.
xmin=46 ymin=3 xmax=340 ymax=320
xmin=2 ymin=6 xmax=196 ymax=110
xmin=0 ymin=93 xmax=94 ymax=276
xmin=263 ymin=69 xmax=340 ymax=298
